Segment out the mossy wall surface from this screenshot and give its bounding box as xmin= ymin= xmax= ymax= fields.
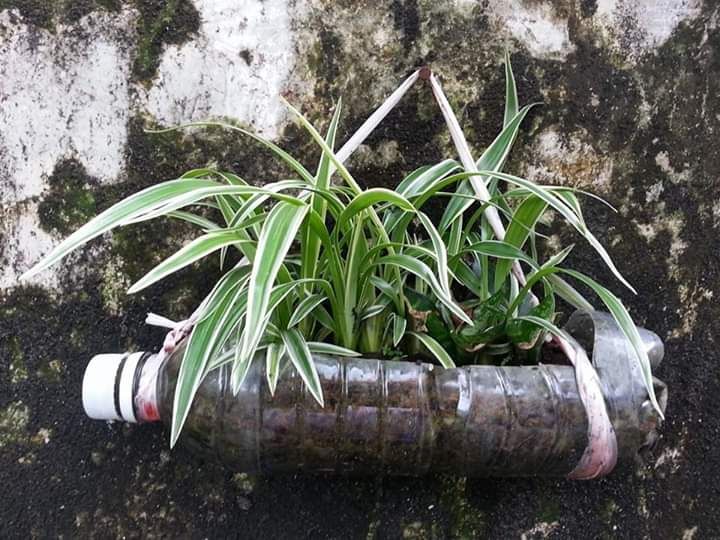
xmin=1 ymin=0 xmax=718 ymax=537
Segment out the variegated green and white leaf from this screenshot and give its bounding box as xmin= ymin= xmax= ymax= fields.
xmin=288 ymin=294 xmax=326 ymax=329
xmin=306 ymin=342 xmax=361 ymax=357
xmin=409 ymin=332 xmax=456 ymax=368
xmin=374 ymin=254 xmax=471 ymax=325
xmin=128 ymin=230 xmax=251 ymax=293
xmin=477 ymin=170 xmax=635 ymax=294
xmin=392 ymin=315 xmax=407 ymax=347
xmin=21 ymin=178 xmax=221 ymax=279
xmin=282 ymin=328 xmax=324 ymax=406
xmin=237 ymin=201 xmax=310 ymax=373
xmin=265 ymin=342 xmax=285 ymax=396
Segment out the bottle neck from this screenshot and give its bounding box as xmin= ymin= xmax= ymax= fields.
xmin=134 ymin=353 xmax=163 ymax=423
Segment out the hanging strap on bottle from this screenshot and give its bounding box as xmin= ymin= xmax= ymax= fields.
xmin=425 ymin=70 xmax=617 ymax=478
xmin=145 ymin=312 xmax=197 ymax=362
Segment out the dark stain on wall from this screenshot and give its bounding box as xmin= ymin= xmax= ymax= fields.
xmin=132 ymin=0 xmax=200 ymax=84
xmin=38 ymin=159 xmax=98 ymax=236
xmin=392 ymin=0 xmax=420 ymax=51
xmin=580 ymin=0 xmax=598 ymax=18
xmin=0 ymin=0 xmax=199 ymax=83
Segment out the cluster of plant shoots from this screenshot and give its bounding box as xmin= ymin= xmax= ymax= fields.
xmin=23 ymin=55 xmax=660 ymax=446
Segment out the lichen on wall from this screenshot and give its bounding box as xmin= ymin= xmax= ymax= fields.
xmin=1 ymin=0 xmax=719 ymax=537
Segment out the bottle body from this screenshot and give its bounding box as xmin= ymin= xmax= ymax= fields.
xmin=83 ymin=310 xmax=665 ymax=477
xmin=161 ymin=349 xmax=593 ymax=476
xmin=154 ymin=319 xmax=665 ymax=477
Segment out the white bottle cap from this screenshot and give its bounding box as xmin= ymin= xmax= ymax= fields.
xmin=82 ymin=352 xmax=146 ymax=423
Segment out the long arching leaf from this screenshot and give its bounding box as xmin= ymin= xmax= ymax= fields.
xmin=374 ymin=254 xmax=471 ymax=325
xmin=236 ymin=201 xmax=310 ymax=376
xmin=477 ymin=170 xmax=636 ymax=294
xmin=128 ymin=230 xmax=251 ymax=293
xmin=493 ymin=196 xmax=548 ymax=290
xmin=21 ymin=178 xmax=220 ymax=279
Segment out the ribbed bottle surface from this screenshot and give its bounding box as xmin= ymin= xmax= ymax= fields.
xmin=157 ymin=344 xmax=598 ymax=477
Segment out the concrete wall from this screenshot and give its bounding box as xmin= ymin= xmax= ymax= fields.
xmin=1 ymin=1 xmax=717 ymax=537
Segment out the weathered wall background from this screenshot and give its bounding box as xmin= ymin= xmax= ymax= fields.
xmin=1 ymin=0 xmax=718 ymax=537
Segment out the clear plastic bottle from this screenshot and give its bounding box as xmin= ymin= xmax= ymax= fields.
xmin=82 ymin=311 xmax=667 ymax=477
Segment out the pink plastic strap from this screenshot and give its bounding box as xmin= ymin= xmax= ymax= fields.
xmin=135 ymin=313 xmax=198 ymax=422
xmin=134 ymin=353 xmax=163 ymax=422
xmin=144 ymin=311 xmax=199 ymax=362
xmin=555 ymin=335 xmax=618 ymax=478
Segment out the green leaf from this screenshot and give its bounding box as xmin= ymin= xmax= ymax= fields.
xmin=265 ymin=278 xmax=333 ymax=329
xmin=374 ymin=254 xmax=471 ymax=325
xmin=228 ymin=180 xmax=309 ymax=229
xmin=312 ymin=304 xmax=336 ymax=334
xmin=392 ymin=315 xmax=407 ymax=347
xmin=397 ymin=159 xmax=460 ymax=199
xmin=455 ymin=290 xmax=508 ymax=349
xmin=341 ymin=214 xmax=369 ymax=348
xmin=282 ymin=98 xmax=363 ymax=195
xmin=503 ymin=50 xmax=519 ymax=128
xmin=476 ymin=170 xmax=636 ymax=294
xmin=281 ymin=99 xmax=410 ymax=315
xmin=288 ymin=294 xmax=326 ymax=329
xmin=560 ymin=269 xmax=662 ymax=418
xmin=265 ymin=342 xmax=285 ymax=396
xmin=547 ymin=274 xmax=594 ymax=312
xmin=394 ymin=165 xmax=430 ymax=194
xmin=370 ymin=275 xmax=403 ymax=312
xmin=170 ymin=269 xmax=245 ymax=447
xmin=409 ymin=332 xmax=456 ymax=368
xmin=135 ymin=182 xmax=305 ymax=224
xmin=231 ymin=330 xmax=254 ymax=395
xmin=506 ymin=292 xmax=555 ymax=348
xmin=195 ymin=264 xmax=251 ymax=323
xmin=416 ymin=211 xmax=451 ymax=294
xmin=505 ymin=245 xmax=574 ymax=315
xmin=301 ymin=100 xmax=343 ymax=295
xmin=403 ymin=286 xmax=435 ymax=311
xmin=282 ymin=328 xmax=324 ymax=406
xmin=493 ymin=196 xmax=547 ymax=291
xmin=512 ymin=315 xmax=572 ymax=343
xmin=237 ymin=201 xmax=310 ymax=371
xmin=452 ymin=260 xmax=484 ymax=299
xmin=453 ymin=239 xmax=539 ymax=270
xmin=20 ymin=178 xmax=222 ymax=279
xmin=360 ymin=302 xmax=389 ymax=321
xmin=336 ymin=188 xmax=414 ymax=233
xmin=128 ymin=230 xmax=251 ymax=293
xmin=306 ymin=342 xmax=361 ymax=357
xmin=439 ymin=104 xmax=536 ymax=232
xmin=167 ymin=210 xmax=220 ymax=231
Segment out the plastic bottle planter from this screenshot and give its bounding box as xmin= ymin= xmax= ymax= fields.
xmin=82 ymin=310 xmax=667 ymax=477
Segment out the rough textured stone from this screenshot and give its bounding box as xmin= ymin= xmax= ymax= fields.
xmin=1 ymin=0 xmax=718 ymax=537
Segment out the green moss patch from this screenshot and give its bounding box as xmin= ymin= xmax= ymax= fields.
xmin=131 ymin=0 xmax=200 ymax=85
xmin=38 ymin=158 xmax=98 ymax=236
xmin=0 ymin=0 xmax=199 ymax=84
